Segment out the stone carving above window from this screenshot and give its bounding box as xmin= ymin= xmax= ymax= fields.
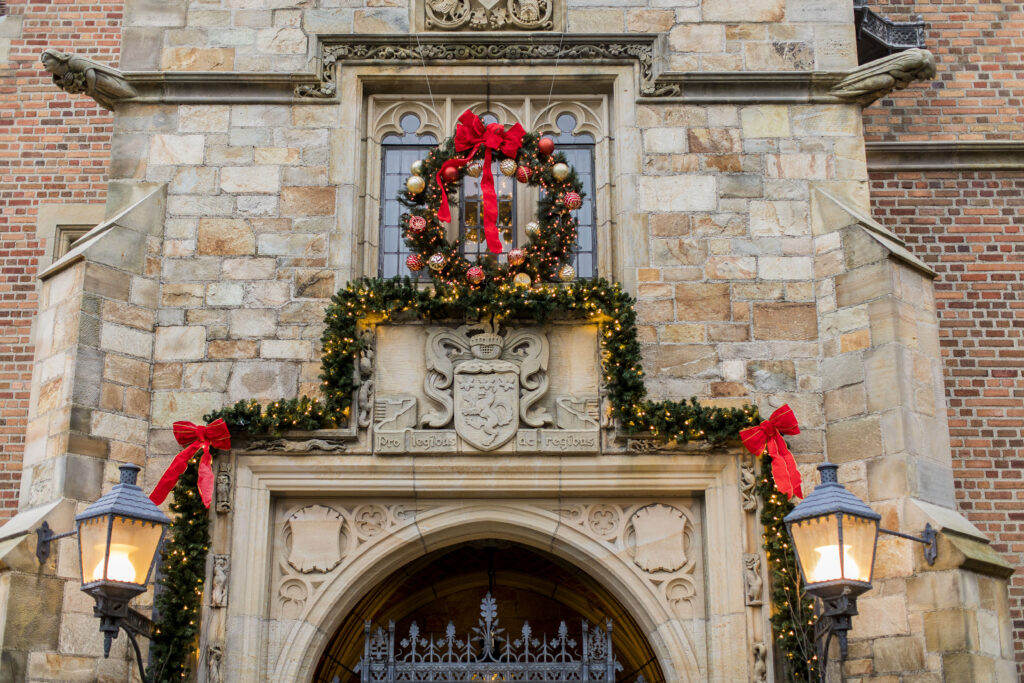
xmin=370 ymin=322 xmax=602 ymax=454
xmin=422 ymin=0 xmax=554 ymax=30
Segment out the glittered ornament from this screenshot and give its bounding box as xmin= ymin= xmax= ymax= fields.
xmin=428 ymin=253 xmax=445 ymax=271
xmin=442 ymin=166 xmax=459 ymax=183
xmin=551 ymin=163 xmax=570 ymax=181
xmin=563 ymin=191 xmax=582 ymax=210
xmin=410 ymin=159 xmax=426 ymax=176
xmin=499 ymin=158 xmax=518 ymax=177
xmin=515 ymin=165 xmax=532 ymax=183
xmin=406 ymin=175 xmax=426 ymax=194
xmin=558 ymin=264 xmax=576 ymax=282
xmin=406 ymin=254 xmax=424 ymax=271
xmin=407 ymin=215 xmax=427 ymax=234
xmin=466 ymin=162 xmax=483 ymax=178
xmin=525 ymin=221 xmax=540 ymax=239
xmin=513 ymin=272 xmax=532 ymax=287
xmin=538 ymin=137 xmax=555 ymax=155
xmin=507 ymin=248 xmax=525 ymax=266
xmin=466 ymin=266 xmax=485 ymax=285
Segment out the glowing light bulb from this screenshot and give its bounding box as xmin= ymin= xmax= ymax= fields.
xmin=91 ymin=544 xmax=138 ymax=583
xmin=810 ymin=544 xmax=860 ymax=582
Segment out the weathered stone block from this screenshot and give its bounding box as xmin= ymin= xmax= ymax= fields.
xmin=154 ymin=326 xmax=206 ymax=361
xmin=749 ymin=200 xmax=808 ymax=237
xmin=687 ymin=128 xmax=741 ymax=154
xmin=654 ymin=345 xmax=718 ymax=378
xmin=261 ymin=339 xmax=311 ymax=360
xmin=100 ymin=322 xmax=153 ymax=358
xmin=674 ymin=283 xmax=730 ymax=321
xmin=197 ymin=218 xmax=256 ymax=256
xmin=161 ymin=47 xmax=234 ymax=71
xmin=227 ymin=361 xmax=300 ymax=401
xmin=638 ymin=176 xmax=717 ymax=212
xmin=179 ymin=105 xmax=230 ymax=133
xmin=826 ymin=415 xmax=883 ymax=462
xmin=2 ymin=574 xmax=62 ymax=650
xmin=567 ymin=9 xmax=624 ymax=32
xmin=752 ymin=303 xmax=817 ymax=340
xmin=221 ymin=166 xmax=280 ymax=194
xmin=746 ymin=360 xmax=796 ymax=392
xmin=650 ymin=238 xmax=706 ymax=266
xmin=151 ymin=391 xmax=224 ymax=427
xmin=705 ymin=256 xmax=755 ymax=279
xmin=222 ymin=257 xmax=276 ymax=280
xmin=280 ymin=186 xmax=336 ymax=216
xmin=668 ymin=24 xmax=724 ymax=53
xmin=740 ymin=105 xmax=791 ymax=138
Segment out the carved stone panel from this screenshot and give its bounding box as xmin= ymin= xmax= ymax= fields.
xmin=285 ymin=505 xmax=346 ymax=573
xmin=372 ymin=322 xmax=600 ymax=455
xmin=628 ymin=504 xmax=688 ymax=573
xmin=419 ymin=0 xmax=557 ymax=31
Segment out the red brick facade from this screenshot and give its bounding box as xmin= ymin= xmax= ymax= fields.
xmin=0 ymin=1 xmax=121 ymax=519
xmin=866 ymin=1 xmax=1024 ymax=674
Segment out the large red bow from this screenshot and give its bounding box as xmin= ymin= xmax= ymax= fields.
xmin=149 ymin=419 xmax=231 ymax=508
xmin=740 ymin=405 xmax=803 ymax=499
xmin=435 ymin=109 xmax=525 ymax=254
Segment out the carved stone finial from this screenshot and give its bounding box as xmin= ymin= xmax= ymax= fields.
xmin=40 ymin=49 xmax=136 ymax=110
xmin=829 ymin=47 xmax=936 ymax=106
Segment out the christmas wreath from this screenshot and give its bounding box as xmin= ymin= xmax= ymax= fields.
xmin=399 ymin=108 xmax=586 ymax=287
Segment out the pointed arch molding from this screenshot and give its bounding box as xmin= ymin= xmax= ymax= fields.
xmin=224 ymin=454 xmax=753 ymax=681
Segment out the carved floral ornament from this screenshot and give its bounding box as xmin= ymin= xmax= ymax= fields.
xmin=424 ymin=0 xmax=553 ymax=31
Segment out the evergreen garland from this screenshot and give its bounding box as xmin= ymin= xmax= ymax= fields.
xmin=756 ymin=454 xmax=817 ymax=681
xmin=146 ymin=454 xmax=209 ymax=682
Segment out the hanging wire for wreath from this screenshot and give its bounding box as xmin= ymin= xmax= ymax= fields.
xmin=398 ymin=109 xmax=585 ymax=288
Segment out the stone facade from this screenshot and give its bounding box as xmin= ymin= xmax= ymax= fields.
xmin=0 ymin=0 xmax=1020 ymax=682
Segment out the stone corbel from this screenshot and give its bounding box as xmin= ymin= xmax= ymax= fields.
xmin=40 ymin=49 xmax=137 ymax=111
xmin=829 ymin=47 xmax=936 ymax=107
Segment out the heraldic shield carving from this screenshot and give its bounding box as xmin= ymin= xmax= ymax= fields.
xmin=423 ymin=322 xmax=552 ymax=451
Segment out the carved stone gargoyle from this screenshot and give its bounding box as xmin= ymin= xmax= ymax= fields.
xmin=829 ymin=47 xmax=937 ymax=107
xmin=40 ymin=49 xmax=136 ymax=110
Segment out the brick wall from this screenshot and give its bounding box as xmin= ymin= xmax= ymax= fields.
xmin=863 ymin=1 xmax=1024 ymax=141
xmin=0 ymin=1 xmax=121 ymax=520
xmin=870 ymin=171 xmax=1024 ymax=673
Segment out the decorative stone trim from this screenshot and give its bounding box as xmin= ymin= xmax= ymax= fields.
xmin=865 ymin=141 xmax=1024 ymax=171
xmin=123 ymin=72 xmax=330 ymax=105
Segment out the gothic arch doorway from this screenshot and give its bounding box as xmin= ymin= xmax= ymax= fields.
xmin=312 ymin=541 xmax=664 ymax=683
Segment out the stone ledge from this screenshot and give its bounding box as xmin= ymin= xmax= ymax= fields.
xmin=866 ymin=141 xmax=1024 ymax=171
xmin=908 ymin=499 xmax=1015 ymax=579
xmin=122 ymin=71 xmax=330 ymax=105
xmin=644 ymin=71 xmax=846 ymax=104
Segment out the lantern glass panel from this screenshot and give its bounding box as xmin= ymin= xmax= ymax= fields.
xmin=840 ymin=513 xmax=878 ymax=583
xmin=80 ymin=515 xmax=164 ymax=585
xmin=78 ymin=516 xmax=110 ymax=585
xmin=790 ymin=514 xmax=841 ymax=584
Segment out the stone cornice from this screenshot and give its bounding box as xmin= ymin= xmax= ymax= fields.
xmin=643 ymin=71 xmax=845 ymax=104
xmin=866 ymin=141 xmax=1024 ymax=171
xmin=122 ymin=71 xmax=327 ymax=104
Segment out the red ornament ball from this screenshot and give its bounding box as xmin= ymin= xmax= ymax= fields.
xmin=408 ymin=215 xmax=427 ymax=234
xmin=467 ymin=266 xmax=485 ymax=285
xmin=442 ymin=166 xmax=459 ymax=183
xmin=563 ymin=191 xmax=582 ymax=210
xmin=406 ymin=254 xmax=424 ymax=271
xmin=537 ymin=137 xmax=555 ymax=155
xmin=507 ymin=248 xmax=525 ymax=267
xmin=515 ymin=165 xmax=532 ymax=183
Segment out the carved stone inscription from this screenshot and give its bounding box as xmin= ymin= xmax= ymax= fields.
xmin=372 ymin=323 xmax=600 ymax=455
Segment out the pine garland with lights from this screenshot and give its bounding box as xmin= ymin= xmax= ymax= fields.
xmin=146 ymin=454 xmax=210 ymax=682
xmin=756 ymin=454 xmax=817 ymax=681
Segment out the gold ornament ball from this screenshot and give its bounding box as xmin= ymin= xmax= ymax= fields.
xmin=551 ymin=163 xmax=570 ymax=181
xmin=558 ymin=264 xmax=576 ymax=282
xmin=525 ymin=221 xmax=541 ymax=239
xmin=406 ymin=175 xmax=426 ymax=194
xmin=466 ymin=266 xmax=485 ymax=285
xmin=410 ymin=159 xmax=426 ymax=176
xmin=499 ymin=158 xmax=518 ymax=177
xmin=466 ymin=162 xmax=483 ymax=178
xmin=428 ymin=253 xmax=445 ymax=271
xmin=513 ymin=272 xmax=532 ymax=287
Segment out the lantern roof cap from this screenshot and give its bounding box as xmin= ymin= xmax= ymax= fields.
xmin=75 ymin=464 xmax=170 ymax=526
xmin=784 ymin=462 xmax=881 ymax=524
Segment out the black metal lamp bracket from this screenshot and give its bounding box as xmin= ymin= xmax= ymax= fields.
xmin=35 ymin=520 xmax=78 ymax=564
xmin=879 ymin=522 xmax=938 ymax=565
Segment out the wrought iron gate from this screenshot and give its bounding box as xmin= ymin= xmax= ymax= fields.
xmin=357 ymin=592 xmax=631 ymax=682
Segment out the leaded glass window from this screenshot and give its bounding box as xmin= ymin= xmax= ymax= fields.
xmin=459 ymin=113 xmax=518 ymax=264
xmin=544 ymin=112 xmax=596 ymax=279
xmin=379 ymin=113 xmax=436 ymax=279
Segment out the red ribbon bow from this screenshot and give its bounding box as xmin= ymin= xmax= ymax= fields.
xmin=435 ymin=109 xmax=525 ymax=254
xmin=740 ymin=405 xmax=803 ymax=499
xmin=149 ymin=419 xmax=231 ymax=508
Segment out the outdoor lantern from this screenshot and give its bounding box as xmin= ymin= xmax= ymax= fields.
xmin=784 ymin=462 xmax=880 ymax=601
xmin=37 ymin=463 xmax=170 ymax=666
xmin=76 ymin=463 xmax=169 ymax=600
xmin=784 ymin=461 xmax=937 ymax=680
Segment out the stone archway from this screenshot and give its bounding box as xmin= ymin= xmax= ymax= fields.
xmin=263 ymin=502 xmax=705 ymax=683
xmin=311 ymin=541 xmax=666 ymax=682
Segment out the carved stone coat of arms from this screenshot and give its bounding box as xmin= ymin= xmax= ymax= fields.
xmin=422 ymin=322 xmax=552 ymax=451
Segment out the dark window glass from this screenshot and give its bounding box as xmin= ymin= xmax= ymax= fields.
xmin=379 ymin=113 xmax=436 ymax=279
xmin=459 ymin=112 xmax=517 ymax=264
xmin=547 ymin=113 xmax=596 ymax=278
